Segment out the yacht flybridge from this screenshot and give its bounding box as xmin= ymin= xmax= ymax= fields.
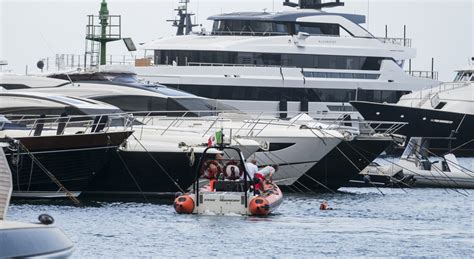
xmin=136 ymin=0 xmax=439 ymax=118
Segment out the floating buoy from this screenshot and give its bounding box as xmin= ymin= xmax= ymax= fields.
xmin=174 ymin=195 xmax=195 ymax=214
xmin=38 ymin=214 xmax=55 ymax=225
xmin=249 ymin=197 xmax=270 ymax=216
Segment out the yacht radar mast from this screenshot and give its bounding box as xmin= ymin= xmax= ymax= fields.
xmin=283 ymin=0 xmax=344 ymax=9
xmin=167 ymin=0 xmax=198 ymax=36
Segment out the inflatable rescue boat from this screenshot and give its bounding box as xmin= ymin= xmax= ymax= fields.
xmin=174 ymin=146 xmax=283 ymax=216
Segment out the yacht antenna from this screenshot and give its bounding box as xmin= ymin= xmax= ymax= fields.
xmin=283 ymin=0 xmax=344 ymax=10
xmin=167 ymin=0 xmax=198 ymax=36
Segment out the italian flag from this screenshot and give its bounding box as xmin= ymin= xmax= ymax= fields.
xmin=207 ymin=130 xmax=223 ymax=147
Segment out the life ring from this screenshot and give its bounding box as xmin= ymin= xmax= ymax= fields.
xmin=223 ymin=160 xmax=243 ymax=180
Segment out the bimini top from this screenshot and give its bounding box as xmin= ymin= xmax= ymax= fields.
xmin=208 ymin=11 xmax=366 ymax=25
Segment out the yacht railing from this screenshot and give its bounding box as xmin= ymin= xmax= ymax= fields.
xmin=1 ymin=110 xmax=407 ymax=143
xmin=434 ymin=82 xmax=470 ymax=92
xmin=1 ymin=113 xmax=135 ymax=137
xmin=132 ymin=110 xmax=407 ymax=138
xmin=186 ymin=62 xmax=287 ymax=68
xmin=210 ymin=31 xmax=413 ymax=48
xmin=408 ymin=81 xmax=471 ymax=108
xmin=36 ymin=54 xmax=137 ymax=72
xmin=406 ymin=70 xmax=439 ymax=80
xmin=211 ymin=31 xmax=289 ymax=36
xmin=375 ymin=37 xmax=412 ymax=47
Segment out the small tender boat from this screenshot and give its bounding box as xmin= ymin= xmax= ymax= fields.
xmin=354 ymin=138 xmax=474 ymax=189
xmin=174 ymin=145 xmax=283 ymax=216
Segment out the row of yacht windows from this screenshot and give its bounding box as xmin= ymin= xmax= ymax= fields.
xmin=169 ymin=84 xmax=408 ymax=103
xmin=303 ymin=71 xmax=380 ymax=80
xmin=155 ymin=50 xmax=384 ymax=70
xmin=211 ymin=20 xmax=347 ymax=37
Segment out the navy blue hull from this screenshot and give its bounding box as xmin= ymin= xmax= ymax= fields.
xmin=4 ymin=131 xmax=131 ymax=197
xmin=351 ymin=101 xmax=474 ymax=156
xmin=288 ymin=138 xmax=393 ymax=192
xmin=85 ymin=150 xmax=199 ymax=197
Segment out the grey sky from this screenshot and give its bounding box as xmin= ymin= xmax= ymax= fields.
xmin=1 ymin=0 xmax=473 ymax=81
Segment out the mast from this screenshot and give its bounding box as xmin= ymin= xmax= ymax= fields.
xmin=167 ymin=0 xmax=198 ymax=36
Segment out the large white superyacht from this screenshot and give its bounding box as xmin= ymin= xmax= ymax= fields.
xmin=136 ymin=0 xmax=440 ymax=118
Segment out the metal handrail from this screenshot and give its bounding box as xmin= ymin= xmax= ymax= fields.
xmin=2 ymin=113 xmax=134 ymax=137
xmin=375 ymin=37 xmax=412 ymax=47
xmin=406 ymin=70 xmax=439 ymax=80
xmin=2 ymin=110 xmax=408 ymax=140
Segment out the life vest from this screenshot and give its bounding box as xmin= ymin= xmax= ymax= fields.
xmin=202 ymin=160 xmax=222 ymax=179
xmin=257 ymin=166 xmax=275 ymax=183
xmin=254 ymin=172 xmax=265 ymax=191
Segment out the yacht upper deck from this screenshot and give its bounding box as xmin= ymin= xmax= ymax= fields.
xmin=208 ymin=11 xmax=365 ymax=24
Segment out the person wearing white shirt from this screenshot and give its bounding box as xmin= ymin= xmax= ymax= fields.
xmin=245 ymin=159 xmax=259 ymax=179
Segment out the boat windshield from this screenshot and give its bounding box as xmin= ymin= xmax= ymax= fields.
xmin=454 ymin=71 xmax=474 ymax=82
xmin=103 ymin=73 xmax=139 ymax=84
xmin=212 ymin=19 xmax=349 ymax=37
xmin=147 ymin=86 xmax=196 ymax=97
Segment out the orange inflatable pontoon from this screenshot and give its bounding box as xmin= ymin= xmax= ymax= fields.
xmin=174 ymin=146 xmax=283 ymax=216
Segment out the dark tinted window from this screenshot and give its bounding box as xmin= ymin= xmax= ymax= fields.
xmin=94 ymin=95 xmax=167 ymax=112
xmin=212 ymin=20 xmax=348 ymax=37
xmin=212 ymin=20 xmax=289 ymax=36
xmin=170 ymin=84 xmax=407 ymax=103
xmin=155 ymin=50 xmax=384 ymax=70
xmin=295 ymin=22 xmax=339 ymax=36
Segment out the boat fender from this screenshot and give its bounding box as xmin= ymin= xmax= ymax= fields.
xmin=175 ymin=192 xmax=183 ymax=198
xmin=249 ymin=198 xmax=270 ymax=216
xmin=343 ymin=131 xmax=354 ymax=141
xmin=174 ymin=195 xmax=195 ymax=214
xmin=38 ymin=214 xmax=55 ymax=225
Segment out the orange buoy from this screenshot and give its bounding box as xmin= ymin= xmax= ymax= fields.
xmin=249 ymin=197 xmax=270 ymax=216
xmin=174 ymin=195 xmax=195 ymax=214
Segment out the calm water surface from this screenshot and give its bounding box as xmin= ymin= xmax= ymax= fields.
xmin=8 ymin=187 xmax=473 ymax=257
xmin=7 ymin=155 xmax=474 ymax=257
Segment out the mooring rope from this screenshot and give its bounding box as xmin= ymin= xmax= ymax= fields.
xmin=18 ymin=142 xmax=83 ymax=206
xmin=131 ymin=134 xmax=186 ymax=193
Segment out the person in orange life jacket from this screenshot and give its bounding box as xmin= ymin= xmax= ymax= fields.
xmin=202 ymin=154 xmax=225 ymax=190
xmin=320 ymin=201 xmax=333 ymax=210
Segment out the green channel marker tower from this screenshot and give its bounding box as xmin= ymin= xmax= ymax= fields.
xmin=85 ymin=0 xmax=122 ymax=68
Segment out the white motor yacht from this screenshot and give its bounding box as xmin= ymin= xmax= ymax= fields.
xmin=135 ymin=0 xmax=440 ymax=119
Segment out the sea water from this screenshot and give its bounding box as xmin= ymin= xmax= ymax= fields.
xmin=7 ymin=186 xmax=473 ymax=257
